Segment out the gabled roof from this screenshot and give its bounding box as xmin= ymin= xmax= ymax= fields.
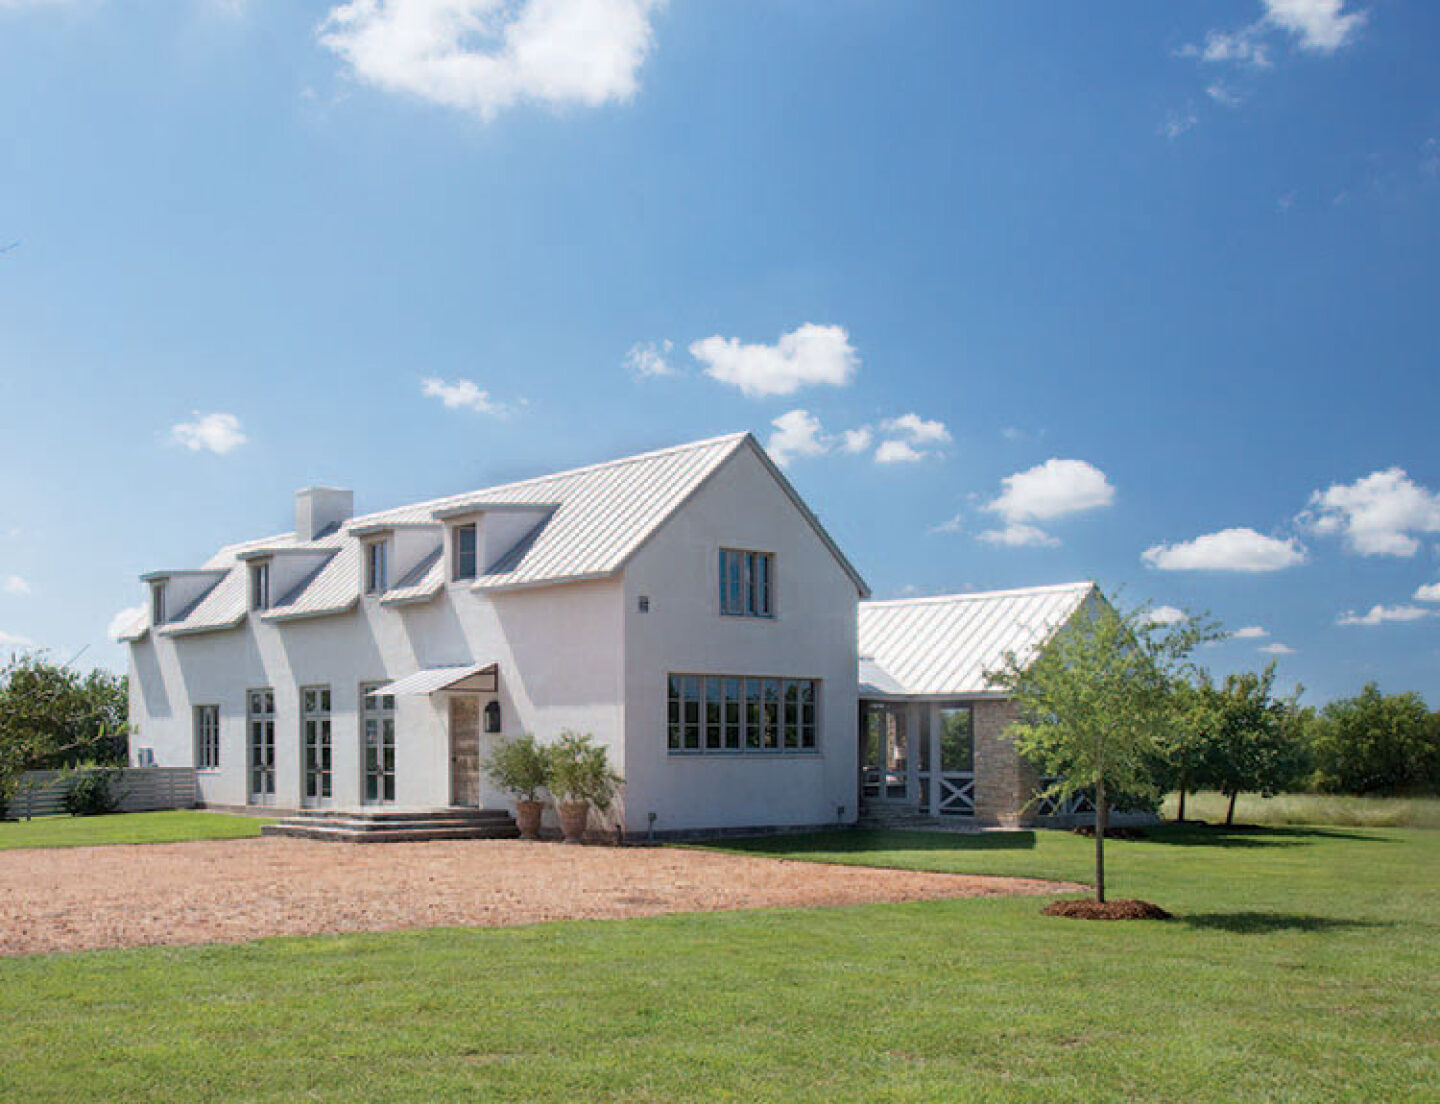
xmin=858 ymin=582 xmax=1097 ymax=698
xmin=127 ymin=432 xmax=866 ymax=640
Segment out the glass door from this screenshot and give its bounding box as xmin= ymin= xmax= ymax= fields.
xmin=248 ymin=688 xmax=276 ymax=805
xmin=301 ymin=686 xmax=333 ymax=807
xmin=361 ymin=684 xmax=396 ymax=804
xmin=860 ymin=703 xmax=911 ymax=803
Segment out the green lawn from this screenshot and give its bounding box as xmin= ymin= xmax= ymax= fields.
xmin=0 ymin=809 xmax=270 ymax=850
xmin=1163 ymin=790 xmax=1440 ymax=829
xmin=0 ymin=824 xmax=1435 ymax=1102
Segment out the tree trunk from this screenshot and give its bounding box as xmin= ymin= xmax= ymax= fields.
xmin=1226 ymin=790 xmax=1237 ymax=827
xmin=1094 ymin=776 xmax=1107 ymax=904
xmin=1177 ymin=788 xmax=1187 ymax=823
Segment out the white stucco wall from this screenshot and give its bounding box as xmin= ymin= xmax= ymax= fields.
xmin=619 ymin=446 xmax=861 ymax=834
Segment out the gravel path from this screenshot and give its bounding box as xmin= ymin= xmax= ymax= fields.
xmin=0 ymin=837 xmax=1082 ymax=956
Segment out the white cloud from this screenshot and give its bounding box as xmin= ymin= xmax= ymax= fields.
xmin=1414 ymin=582 xmax=1440 ymax=603
xmin=839 ymin=427 xmax=873 ymax=454
xmin=989 ymin=458 xmax=1115 ymax=523
xmin=928 ymin=513 xmax=963 ymax=536
xmin=1159 ymin=107 xmax=1198 ymax=140
xmin=1259 ymin=642 xmax=1296 ymax=655
xmin=318 ymin=0 xmax=664 ymax=121
xmin=624 ymin=338 xmax=674 ymax=379
xmin=1180 ymin=26 xmax=1271 ymax=68
xmin=1206 ymin=81 xmax=1245 ymax=107
xmin=169 ymin=412 xmax=248 ymax=455
xmin=765 ymin=409 xmax=830 ymax=467
xmin=978 ymin=523 xmax=1061 ymax=550
xmin=874 ymin=439 xmax=924 ymax=465
xmin=1232 ymin=625 xmax=1269 ymax=639
xmin=1337 ymin=604 xmax=1433 ymax=627
xmin=1149 ymin=605 xmax=1188 ymax=625
xmin=1263 ymin=0 xmax=1366 ymax=54
xmin=1301 ymin=468 xmax=1440 ymax=557
xmin=108 ymin=605 xmax=147 ymax=641
xmin=880 ymin=413 xmax=950 ymax=447
xmin=1143 ymin=528 xmax=1307 ymax=573
xmin=421 ymin=377 xmax=513 ymax=415
xmin=3 ymin=575 xmax=30 ymax=596
xmin=690 ymin=323 xmax=858 ymax=399
xmin=0 ymin=628 xmax=34 ymax=650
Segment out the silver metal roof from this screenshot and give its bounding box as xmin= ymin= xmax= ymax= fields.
xmin=372 ymin=663 xmax=497 ymax=696
xmin=858 ymin=582 xmax=1097 ymax=698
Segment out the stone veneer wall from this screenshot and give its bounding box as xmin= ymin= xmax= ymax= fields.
xmin=972 ymin=698 xmax=1039 ymax=828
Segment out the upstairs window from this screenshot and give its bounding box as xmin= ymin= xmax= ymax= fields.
xmin=249 ymin=561 xmax=271 ymax=610
xmin=452 ymin=523 xmax=478 ymax=581
xmin=364 ymin=540 xmax=388 ymax=595
xmin=151 ymin=582 xmax=167 ymax=625
xmin=719 ymin=549 xmax=774 ymax=618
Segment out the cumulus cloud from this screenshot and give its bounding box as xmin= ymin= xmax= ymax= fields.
xmin=1336 ymin=604 xmax=1433 ymax=627
xmin=869 ymin=413 xmax=950 ymax=464
xmin=169 ymin=412 xmax=248 ymax=455
xmin=1159 ymin=107 xmax=1198 ymax=140
xmin=927 ymin=513 xmax=963 ymax=536
xmin=1149 ymin=605 xmax=1188 ymax=625
xmin=1300 ymin=468 xmax=1440 ymax=557
xmin=0 ymin=628 xmax=34 ymax=650
xmin=1232 ymin=625 xmax=1269 ymax=639
xmin=839 ymin=427 xmax=873 ymax=454
xmin=978 ymin=523 xmax=1061 ymax=550
xmin=108 ymin=605 xmax=148 ymax=641
xmin=1414 ymin=582 xmax=1440 ymax=603
xmin=1259 ymin=642 xmax=1296 ymax=655
xmin=624 ymin=339 xmax=675 ymax=379
xmin=765 ymin=409 xmax=830 ymax=468
xmin=690 ymin=323 xmax=858 ymax=399
xmin=1181 ymin=0 xmax=1365 ymax=66
xmin=874 ymin=440 xmax=924 ymax=465
xmin=318 ymin=0 xmax=664 ymax=121
xmin=421 ymin=377 xmax=514 ymax=415
xmin=3 ymin=575 xmax=30 ymax=596
xmin=1143 ymin=528 xmax=1306 ymax=572
xmin=978 ymin=459 xmax=1113 ymax=549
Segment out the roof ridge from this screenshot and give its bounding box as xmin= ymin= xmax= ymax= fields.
xmin=861 ymin=581 xmax=1095 ymax=609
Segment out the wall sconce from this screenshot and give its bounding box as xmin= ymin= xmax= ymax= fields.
xmin=483 ymin=700 xmax=502 ymax=733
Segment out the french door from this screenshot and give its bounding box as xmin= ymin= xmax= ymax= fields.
xmin=248 ymin=688 xmax=276 ymax=805
xmin=361 ymin=684 xmax=396 ymax=804
xmin=301 ymin=686 xmax=333 ymax=807
xmin=860 ymin=703 xmax=911 ymax=804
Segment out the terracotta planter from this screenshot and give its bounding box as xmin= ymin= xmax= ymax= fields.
xmin=558 ymin=801 xmax=590 ymax=844
xmin=514 ymin=800 xmax=544 ymax=841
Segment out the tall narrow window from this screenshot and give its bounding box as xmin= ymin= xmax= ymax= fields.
xmin=247 ymin=689 xmax=276 ymax=803
xmin=718 ymin=549 xmax=774 ymax=617
xmin=301 ymin=685 xmax=333 ymax=805
xmin=365 ymin=541 xmax=388 ymax=594
xmin=151 ymin=582 xmax=167 ymax=625
xmin=361 ymin=683 xmax=397 ymax=803
xmin=250 ymin=562 xmax=271 ymax=610
xmin=194 ymin=704 xmax=220 ymax=769
xmin=452 ymin=523 xmax=478 ymax=581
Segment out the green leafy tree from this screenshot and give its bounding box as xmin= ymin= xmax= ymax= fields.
xmin=1310 ymin=683 xmax=1440 ymax=795
xmin=990 ymin=598 xmax=1218 ymax=903
xmin=1161 ymin=677 xmax=1214 ymax=822
xmin=0 ymin=653 xmax=128 ymax=807
xmin=1192 ymin=664 xmax=1308 ymax=826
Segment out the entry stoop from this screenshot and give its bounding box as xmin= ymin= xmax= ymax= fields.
xmin=262 ymin=807 xmax=520 ymax=843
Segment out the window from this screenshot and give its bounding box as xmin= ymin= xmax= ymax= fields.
xmin=452 ymin=523 xmax=478 ymax=581
xmin=247 ymin=688 xmax=276 ymax=801
xmin=668 ymin=674 xmax=818 ymax=754
xmin=364 ymin=540 xmax=388 ymax=594
xmin=250 ymin=562 xmax=271 ymax=610
xmin=302 ymin=685 xmax=333 ymax=804
xmin=718 ymin=549 xmax=773 ymax=617
xmin=361 ymin=683 xmax=396 ymax=803
xmin=151 ymin=582 xmax=166 ymax=625
xmin=939 ymin=706 xmax=974 ymax=773
xmin=194 ymin=704 xmax=220 ymax=770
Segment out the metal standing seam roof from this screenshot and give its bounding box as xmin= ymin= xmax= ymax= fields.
xmin=371 ymin=663 xmax=498 ymax=697
xmin=129 ymin=431 xmax=866 ymax=639
xmin=857 ymin=582 xmax=1098 ymax=698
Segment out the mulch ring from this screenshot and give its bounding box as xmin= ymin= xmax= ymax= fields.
xmin=1042 ymin=898 xmax=1173 ymax=921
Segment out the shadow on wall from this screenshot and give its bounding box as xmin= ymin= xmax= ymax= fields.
xmin=132 ymin=641 xmax=171 ymax=721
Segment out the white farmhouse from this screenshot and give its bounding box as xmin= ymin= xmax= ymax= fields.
xmin=120 ymin=433 xmax=868 ymax=837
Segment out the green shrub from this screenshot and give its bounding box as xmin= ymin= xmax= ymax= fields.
xmin=62 ymin=768 xmax=124 ymax=817
xmin=483 ymin=733 xmax=552 ymax=802
xmin=546 ymin=731 xmax=623 ymax=811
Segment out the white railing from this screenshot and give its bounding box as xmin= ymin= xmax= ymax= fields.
xmin=1034 ymin=777 xmax=1095 ymax=819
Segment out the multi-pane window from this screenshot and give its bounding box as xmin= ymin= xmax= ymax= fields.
xmin=718 ymin=549 xmax=774 ymax=618
xmin=302 ymin=685 xmax=333 ymax=804
xmin=250 ymin=562 xmax=271 ymax=610
xmin=151 ymin=582 xmax=167 ymax=625
xmin=668 ymin=674 xmax=816 ymax=754
xmin=452 ymin=523 xmax=478 ymax=581
xmin=361 ymin=683 xmax=396 ymax=804
xmin=364 ymin=541 xmax=388 ymax=594
xmin=247 ymin=688 xmax=276 ymax=801
xmin=194 ymin=704 xmax=220 ymax=769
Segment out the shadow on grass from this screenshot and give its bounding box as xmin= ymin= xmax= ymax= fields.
xmin=1146 ymin=824 xmax=1389 ymax=849
xmin=712 ymin=830 xmax=1039 ymax=855
xmin=1178 ymin=911 xmax=1393 ymax=934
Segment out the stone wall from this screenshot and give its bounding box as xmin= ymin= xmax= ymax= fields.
xmin=972 ymin=698 xmax=1038 ymax=828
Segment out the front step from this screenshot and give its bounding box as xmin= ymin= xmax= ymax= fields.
xmin=263 ymin=807 xmax=520 ymax=843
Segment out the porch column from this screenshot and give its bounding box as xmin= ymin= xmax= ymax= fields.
xmin=928 ymin=702 xmax=942 ymax=816
xmin=905 ymin=701 xmax=922 ymax=807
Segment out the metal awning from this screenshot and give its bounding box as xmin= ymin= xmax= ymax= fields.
xmin=369 ymin=663 xmax=498 ymax=697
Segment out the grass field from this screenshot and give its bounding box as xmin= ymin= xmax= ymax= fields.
xmin=0 ymin=809 xmax=270 ymax=850
xmin=0 ymin=821 xmax=1435 ymax=1101
xmin=1163 ymin=790 xmax=1440 ymax=829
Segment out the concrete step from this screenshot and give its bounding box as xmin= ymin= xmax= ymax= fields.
xmin=263 ymin=806 xmax=520 ymax=843
xmin=262 ymin=822 xmax=520 ymax=843
xmin=288 ymin=807 xmax=512 ymax=824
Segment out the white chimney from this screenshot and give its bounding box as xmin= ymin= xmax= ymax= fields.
xmin=295 ymin=487 xmax=353 ymax=541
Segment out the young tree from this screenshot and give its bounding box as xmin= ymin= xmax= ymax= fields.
xmin=1310 ymin=683 xmax=1440 ymax=795
xmin=990 ymin=598 xmax=1217 ymax=903
xmin=1195 ymin=664 xmax=1308 ymax=825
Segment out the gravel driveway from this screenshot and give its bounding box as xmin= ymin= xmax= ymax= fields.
xmin=0 ymin=837 xmax=1081 ymax=956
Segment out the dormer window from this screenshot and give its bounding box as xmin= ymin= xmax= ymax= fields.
xmin=364 ymin=540 xmax=389 ymax=595
xmin=452 ymin=523 xmax=478 ymax=582
xmin=250 ymin=561 xmax=271 ymax=611
xmin=151 ymin=581 xmax=167 ymax=625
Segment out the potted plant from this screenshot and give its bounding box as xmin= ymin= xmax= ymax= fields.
xmin=546 ymin=731 xmax=623 ymax=844
xmin=482 ymin=733 xmax=551 ymax=840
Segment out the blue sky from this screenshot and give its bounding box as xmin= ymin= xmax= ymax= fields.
xmin=2 ymin=0 xmax=1438 ymax=706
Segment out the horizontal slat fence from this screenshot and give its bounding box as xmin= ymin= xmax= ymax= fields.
xmin=4 ymin=768 xmax=198 ymax=820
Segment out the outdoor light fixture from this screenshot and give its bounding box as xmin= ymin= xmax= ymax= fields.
xmin=483 ymin=700 xmax=501 ymax=733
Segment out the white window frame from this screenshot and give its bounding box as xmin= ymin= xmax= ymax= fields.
xmin=247 ymin=687 xmax=276 ymax=803
xmin=667 ymin=673 xmax=817 ymax=755
xmin=194 ymin=704 xmax=220 ymax=770
xmin=249 ymin=561 xmax=271 ymax=611
xmin=451 ymin=523 xmax=478 ymax=582
xmin=301 ymin=685 xmax=333 ymax=805
xmin=364 ymin=540 xmax=389 ymax=595
xmin=151 ymin=581 xmax=166 ymax=625
xmin=361 ymin=681 xmax=397 ymax=804
xmin=718 ymin=548 xmax=774 ymax=619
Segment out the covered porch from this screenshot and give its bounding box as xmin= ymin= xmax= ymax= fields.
xmin=859 ymin=698 xmax=980 ymax=820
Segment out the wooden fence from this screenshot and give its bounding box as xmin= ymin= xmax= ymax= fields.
xmin=4 ymin=767 xmax=198 ymax=820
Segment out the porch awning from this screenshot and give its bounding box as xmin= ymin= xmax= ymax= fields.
xmin=369 ymin=663 xmax=498 ymax=697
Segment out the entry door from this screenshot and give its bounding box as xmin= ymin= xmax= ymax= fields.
xmin=860 ymin=703 xmax=911 ymax=804
xmin=449 ymin=697 xmax=481 ymax=807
